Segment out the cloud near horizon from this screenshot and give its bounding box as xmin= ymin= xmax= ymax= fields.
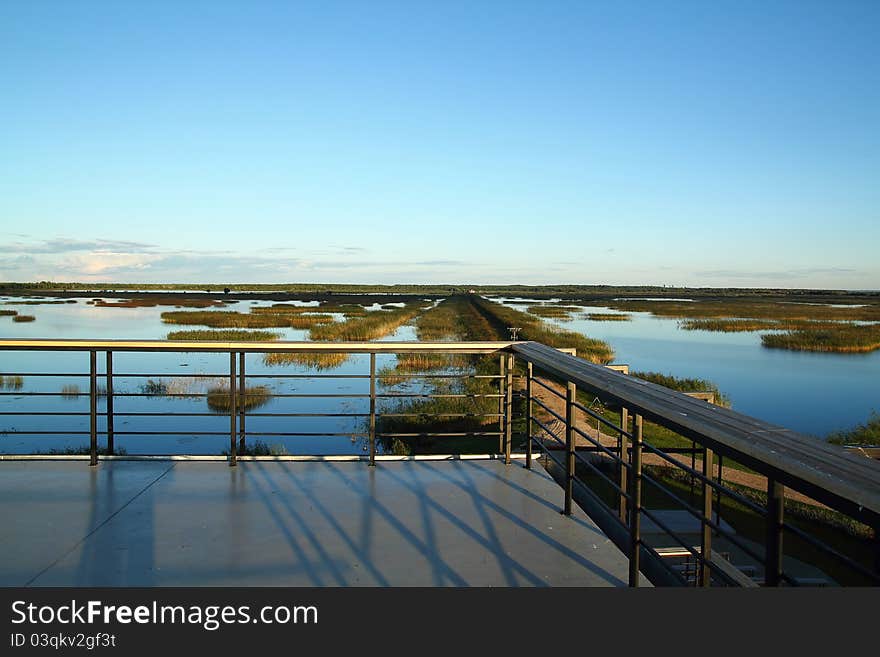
xmin=0 ymin=237 xmax=876 ymax=289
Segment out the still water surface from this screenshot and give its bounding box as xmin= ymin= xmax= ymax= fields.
xmin=0 ymin=298 xmax=416 ymax=455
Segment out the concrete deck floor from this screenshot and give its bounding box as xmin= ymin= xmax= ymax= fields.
xmin=1 ymin=458 xmax=631 ymax=587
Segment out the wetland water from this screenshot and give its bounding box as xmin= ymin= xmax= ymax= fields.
xmin=493 ymin=298 xmax=880 ymax=438
xmin=1 ymin=294 xmax=877 ymax=454
xmin=0 ymin=297 xmax=420 ymax=455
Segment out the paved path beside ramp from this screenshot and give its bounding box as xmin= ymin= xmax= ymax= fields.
xmin=1 ymin=459 xmax=632 ymax=587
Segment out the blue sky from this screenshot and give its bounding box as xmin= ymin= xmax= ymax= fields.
xmin=1 ymin=1 xmax=878 ymax=288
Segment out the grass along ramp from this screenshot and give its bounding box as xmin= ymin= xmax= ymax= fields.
xmin=375 ymin=296 xmax=507 ymax=455
xmin=472 ymin=296 xmax=614 ymax=364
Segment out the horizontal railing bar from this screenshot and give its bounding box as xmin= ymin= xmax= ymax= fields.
xmin=570 ymin=425 xmax=633 ymax=469
xmin=379 ymin=413 xmax=503 ymax=418
xmin=571 ymin=450 xmax=629 ymax=499
xmin=640 ymin=440 xmax=767 ymax=515
xmin=531 ymin=416 xmax=566 ymax=448
xmin=104 ymin=412 xmax=238 ymax=418
xmin=110 ymin=431 xmax=230 ymax=435
xmin=637 ymin=506 xmax=706 ymax=565
xmin=108 ymin=373 xmax=372 ymax=379
xmin=530 ymin=396 xmax=567 ymax=425
xmin=377 ymin=432 xmax=502 ymax=438
xmin=570 ymin=400 xmax=633 ymax=438
xmin=376 ymin=374 xmax=504 ymax=380
xmin=638 ymin=470 xmax=766 ymax=564
xmin=376 ymin=393 xmax=502 ymax=399
xmin=245 ymin=413 xmax=370 ymax=418
xmin=0 ymin=392 xmax=89 ymax=397
xmin=530 ymin=376 xmax=567 ymax=399
xmin=234 ymin=432 xmax=370 ymax=437
xmin=0 ymin=431 xmax=91 ymax=435
xmin=0 ymin=372 xmax=90 ymax=377
xmin=0 ymin=339 xmax=515 ymax=354
xmin=642 ymin=473 xmax=764 ymax=563
xmin=257 ymin=393 xmax=371 ymax=398
xmin=0 ymin=412 xmax=92 ymax=416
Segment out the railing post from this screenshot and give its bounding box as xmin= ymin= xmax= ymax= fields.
xmin=564 ymin=381 xmax=576 ymax=515
xmin=229 ymin=352 xmax=237 ymax=467
xmin=505 ymin=353 xmax=514 ymax=465
xmin=498 ymin=354 xmax=506 ymax=454
xmin=105 ymin=350 xmax=114 ymax=456
xmin=89 ymin=350 xmax=97 ymax=467
xmin=238 ymin=352 xmax=246 ymax=454
xmin=525 ymin=361 xmax=533 ymax=469
xmin=618 ymin=406 xmax=629 ymax=523
xmin=628 ymin=413 xmax=643 ymax=586
xmin=765 ymin=479 xmax=785 ymax=586
xmin=700 ymin=447 xmax=714 ymax=587
xmin=369 ymin=352 xmax=376 ymax=466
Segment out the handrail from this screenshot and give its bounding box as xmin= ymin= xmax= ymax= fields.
xmin=0 ymin=339 xmax=514 ymax=353
xmin=511 ymin=341 xmax=880 ymax=526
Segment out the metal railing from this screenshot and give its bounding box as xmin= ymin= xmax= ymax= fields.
xmin=0 ymin=339 xmax=516 ymax=466
xmin=513 ymin=341 xmax=880 ymax=588
xmin=1 ymin=337 xmax=879 ymax=587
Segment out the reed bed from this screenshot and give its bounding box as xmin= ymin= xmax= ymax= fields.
xmin=262 ymin=352 xmax=350 ymax=370
xmin=166 ymin=329 xmax=281 ymax=341
xmin=206 ymin=385 xmax=272 ymax=412
xmin=0 ymin=375 xmax=24 ymax=389
xmin=162 ymin=309 xmax=334 ymax=330
xmin=250 ymin=304 xmax=324 ymax=314
xmin=605 ymin=299 xmax=880 ymax=322
xmin=260 ymin=304 xmax=424 ymax=370
xmin=471 ymin=296 xmax=614 ymax=364
xmin=288 ymin=314 xmax=334 ymax=329
xmin=679 ymin=318 xmax=846 ymax=332
xmin=585 ymin=313 xmax=631 ymax=321
xmin=308 ymin=306 xmax=420 ymax=341
xmin=632 ymin=371 xmax=730 ymax=407
xmin=827 ymin=412 xmax=880 ymax=446
xmin=0 ymin=309 xmax=18 ymax=317
xmin=4 ymin=299 xmax=65 ymax=305
xmin=61 ymin=384 xmax=82 ymax=399
xmin=161 ymin=310 xmax=295 ymax=328
xmin=374 ymin=296 xmax=507 ymax=454
xmin=12 ymin=315 xmax=35 ymax=322
xmin=761 ymin=324 xmax=880 ymax=353
xmin=139 ymin=377 xmax=226 ymax=397
xmin=526 ymin=305 xmax=579 ymax=320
